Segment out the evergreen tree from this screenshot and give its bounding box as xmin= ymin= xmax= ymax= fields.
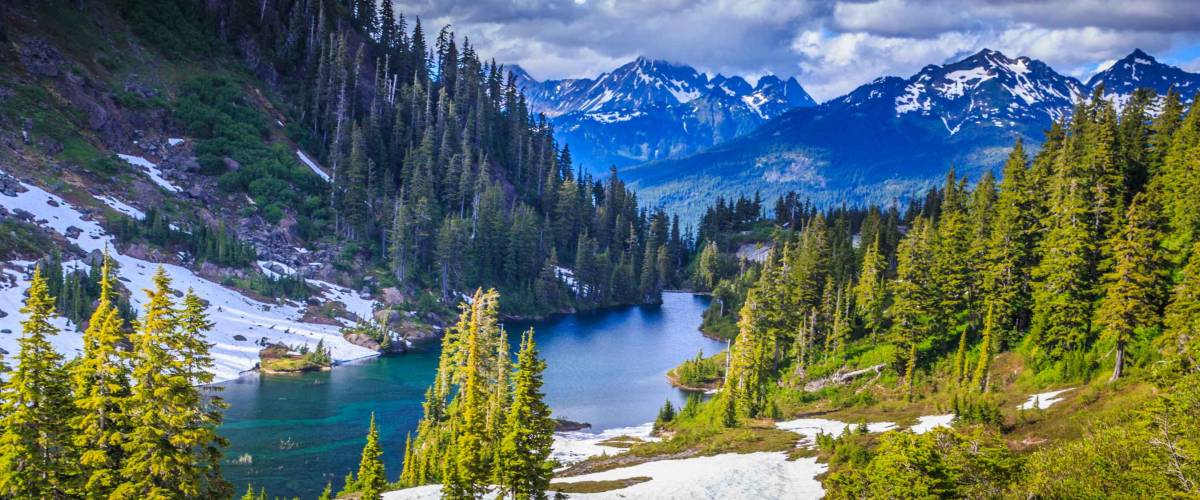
xmin=971 ymin=305 xmax=995 ymax=393
xmin=71 ymin=250 xmax=130 ymax=498
xmin=725 ymin=289 xmax=773 ymax=417
xmin=498 ymin=329 xmax=554 ymax=499
xmin=116 ymin=268 xmax=228 ymax=498
xmin=1161 ymin=242 xmax=1200 ymax=374
xmin=854 ymin=232 xmax=888 ymax=343
xmin=1031 ymin=148 xmax=1097 ymax=366
xmin=1097 ymin=193 xmax=1167 ymax=381
xmin=355 ymin=413 xmax=387 ymax=500
xmin=983 ymin=141 xmax=1038 ymax=346
xmin=890 ymin=219 xmax=936 ymax=383
xmin=0 ymin=266 xmax=75 ymax=498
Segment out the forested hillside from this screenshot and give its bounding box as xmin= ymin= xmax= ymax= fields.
xmin=1 ymin=0 xmax=690 ymax=334
xmin=663 ymin=86 xmax=1200 ymax=496
xmin=173 ymin=0 xmax=689 ymax=315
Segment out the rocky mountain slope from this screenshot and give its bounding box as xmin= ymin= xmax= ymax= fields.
xmin=622 ymin=48 xmax=1200 ymax=220
xmin=513 ymin=57 xmax=815 ymax=173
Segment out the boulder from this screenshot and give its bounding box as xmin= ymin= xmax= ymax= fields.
xmin=381 ymin=287 xmax=405 ymax=305
xmin=223 ymin=156 xmax=240 ymax=172
xmin=343 ymin=332 xmax=381 ymax=352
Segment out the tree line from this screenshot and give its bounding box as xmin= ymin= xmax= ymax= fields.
xmin=0 ymin=253 xmax=229 ymax=498
xmin=331 ymin=289 xmax=556 ymax=500
xmin=132 ymin=0 xmax=695 ymax=315
xmin=715 ymin=86 xmax=1200 ymax=419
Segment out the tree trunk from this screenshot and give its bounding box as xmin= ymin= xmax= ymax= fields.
xmin=1110 ymin=342 xmax=1125 ymax=382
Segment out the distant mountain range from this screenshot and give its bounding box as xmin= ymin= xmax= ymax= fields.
xmin=512 ymin=57 xmax=816 ymax=173
xmin=612 ymin=49 xmax=1200 ymax=221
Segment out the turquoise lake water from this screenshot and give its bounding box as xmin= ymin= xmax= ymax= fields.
xmin=218 ymin=292 xmax=721 ymax=498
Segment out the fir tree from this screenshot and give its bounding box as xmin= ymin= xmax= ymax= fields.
xmin=355 ymin=413 xmax=387 ymax=500
xmin=854 ymin=232 xmax=888 ymax=343
xmin=1031 ymin=158 xmax=1097 ymax=365
xmin=1097 ymin=193 xmax=1167 ymax=381
xmin=983 ymin=141 xmax=1038 ymax=346
xmin=971 ymin=305 xmax=995 ymax=393
xmin=0 ymin=266 xmax=75 ymax=498
xmin=71 ymin=250 xmax=130 ymax=498
xmin=1161 ymin=242 xmax=1200 ymax=374
xmin=115 ymin=267 xmax=228 ymax=498
xmin=498 ymin=329 xmax=555 ymax=499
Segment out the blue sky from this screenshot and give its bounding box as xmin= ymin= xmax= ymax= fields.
xmin=396 ymin=0 xmax=1200 ymax=101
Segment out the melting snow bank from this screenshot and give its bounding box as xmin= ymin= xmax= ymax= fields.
xmin=552 ymin=422 xmax=658 ymax=465
xmin=910 ymin=414 xmax=955 ymax=434
xmin=383 ymin=453 xmax=828 ymax=500
xmin=96 ymin=194 xmax=145 ymax=220
xmin=117 ymin=154 xmax=182 ymax=193
xmin=1018 ymin=387 xmax=1075 ymax=410
xmin=777 ymin=418 xmax=897 ymax=446
xmin=0 ymin=173 xmax=378 ymax=381
xmin=296 ymin=150 xmax=330 ymax=182
xmin=555 ymin=452 xmax=827 ymax=499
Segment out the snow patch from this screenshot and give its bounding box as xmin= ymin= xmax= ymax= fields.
xmin=296 ymin=150 xmax=330 ymax=182
xmin=1018 ymin=388 xmax=1074 ymax=410
xmin=167 ymin=138 xmax=184 ymax=146
xmin=910 ymin=414 xmax=954 ymax=434
xmin=96 ymin=195 xmax=145 ymax=220
xmin=0 ymin=173 xmax=377 ymax=381
xmin=552 ymin=422 xmax=658 ymax=465
xmin=117 ymin=154 xmax=181 ymax=193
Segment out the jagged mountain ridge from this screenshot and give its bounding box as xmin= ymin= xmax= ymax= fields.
xmin=622 ymin=48 xmax=1200 ymax=221
xmin=512 ymin=57 xmax=816 ymax=172
xmin=1088 ymin=49 xmax=1200 ymax=108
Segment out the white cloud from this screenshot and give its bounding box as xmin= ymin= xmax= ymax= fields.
xmin=393 ymin=0 xmax=1200 ymax=101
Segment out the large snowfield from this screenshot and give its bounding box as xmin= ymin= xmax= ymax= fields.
xmin=384 ymin=416 xmax=920 ymax=500
xmin=0 ymin=166 xmax=379 ymax=382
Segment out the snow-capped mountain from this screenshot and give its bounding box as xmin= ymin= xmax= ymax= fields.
xmin=838 ymin=48 xmax=1086 ymax=135
xmin=1087 ymin=49 xmax=1200 ymax=107
xmin=622 ymin=49 xmax=1093 ymax=220
xmin=512 ymin=57 xmax=815 ymax=173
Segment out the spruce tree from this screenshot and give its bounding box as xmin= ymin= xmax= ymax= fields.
xmin=0 ymin=266 xmax=75 ymax=498
xmin=984 ymin=141 xmax=1037 ymax=346
xmin=498 ymin=329 xmax=554 ymax=499
xmin=971 ymin=305 xmax=995 ymax=393
xmin=116 ymin=268 xmax=228 ymax=498
xmin=725 ymin=289 xmax=773 ymax=417
xmin=71 ymin=250 xmax=130 ymax=497
xmin=890 ymin=219 xmax=936 ymax=379
xmin=854 ymin=232 xmax=888 ymax=343
xmin=1161 ymin=242 xmax=1200 ymax=374
xmin=1097 ymin=193 xmax=1167 ymax=381
xmin=1031 ymin=149 xmax=1097 ymax=366
xmin=355 ymin=413 xmax=387 ymax=500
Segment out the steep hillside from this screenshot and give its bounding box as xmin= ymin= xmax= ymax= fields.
xmin=0 ymin=0 xmax=686 ymax=377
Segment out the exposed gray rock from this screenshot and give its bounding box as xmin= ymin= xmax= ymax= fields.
xmin=18 ymin=36 xmax=62 ymax=77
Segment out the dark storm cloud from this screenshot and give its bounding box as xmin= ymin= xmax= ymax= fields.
xmin=392 ymin=0 xmax=1200 ymax=101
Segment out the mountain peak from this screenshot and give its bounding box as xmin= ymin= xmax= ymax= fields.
xmin=507 ymin=64 xmax=535 ymax=83
xmin=839 ymin=49 xmax=1084 ymax=134
xmin=1126 ymin=48 xmax=1154 ymax=61
xmin=1087 ymin=49 xmax=1199 ymax=102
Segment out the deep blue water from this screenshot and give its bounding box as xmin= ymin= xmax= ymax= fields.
xmin=217 ymin=292 xmax=720 ymax=498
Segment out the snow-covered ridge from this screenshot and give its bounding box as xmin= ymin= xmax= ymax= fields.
xmin=0 ymin=171 xmax=377 ymax=382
